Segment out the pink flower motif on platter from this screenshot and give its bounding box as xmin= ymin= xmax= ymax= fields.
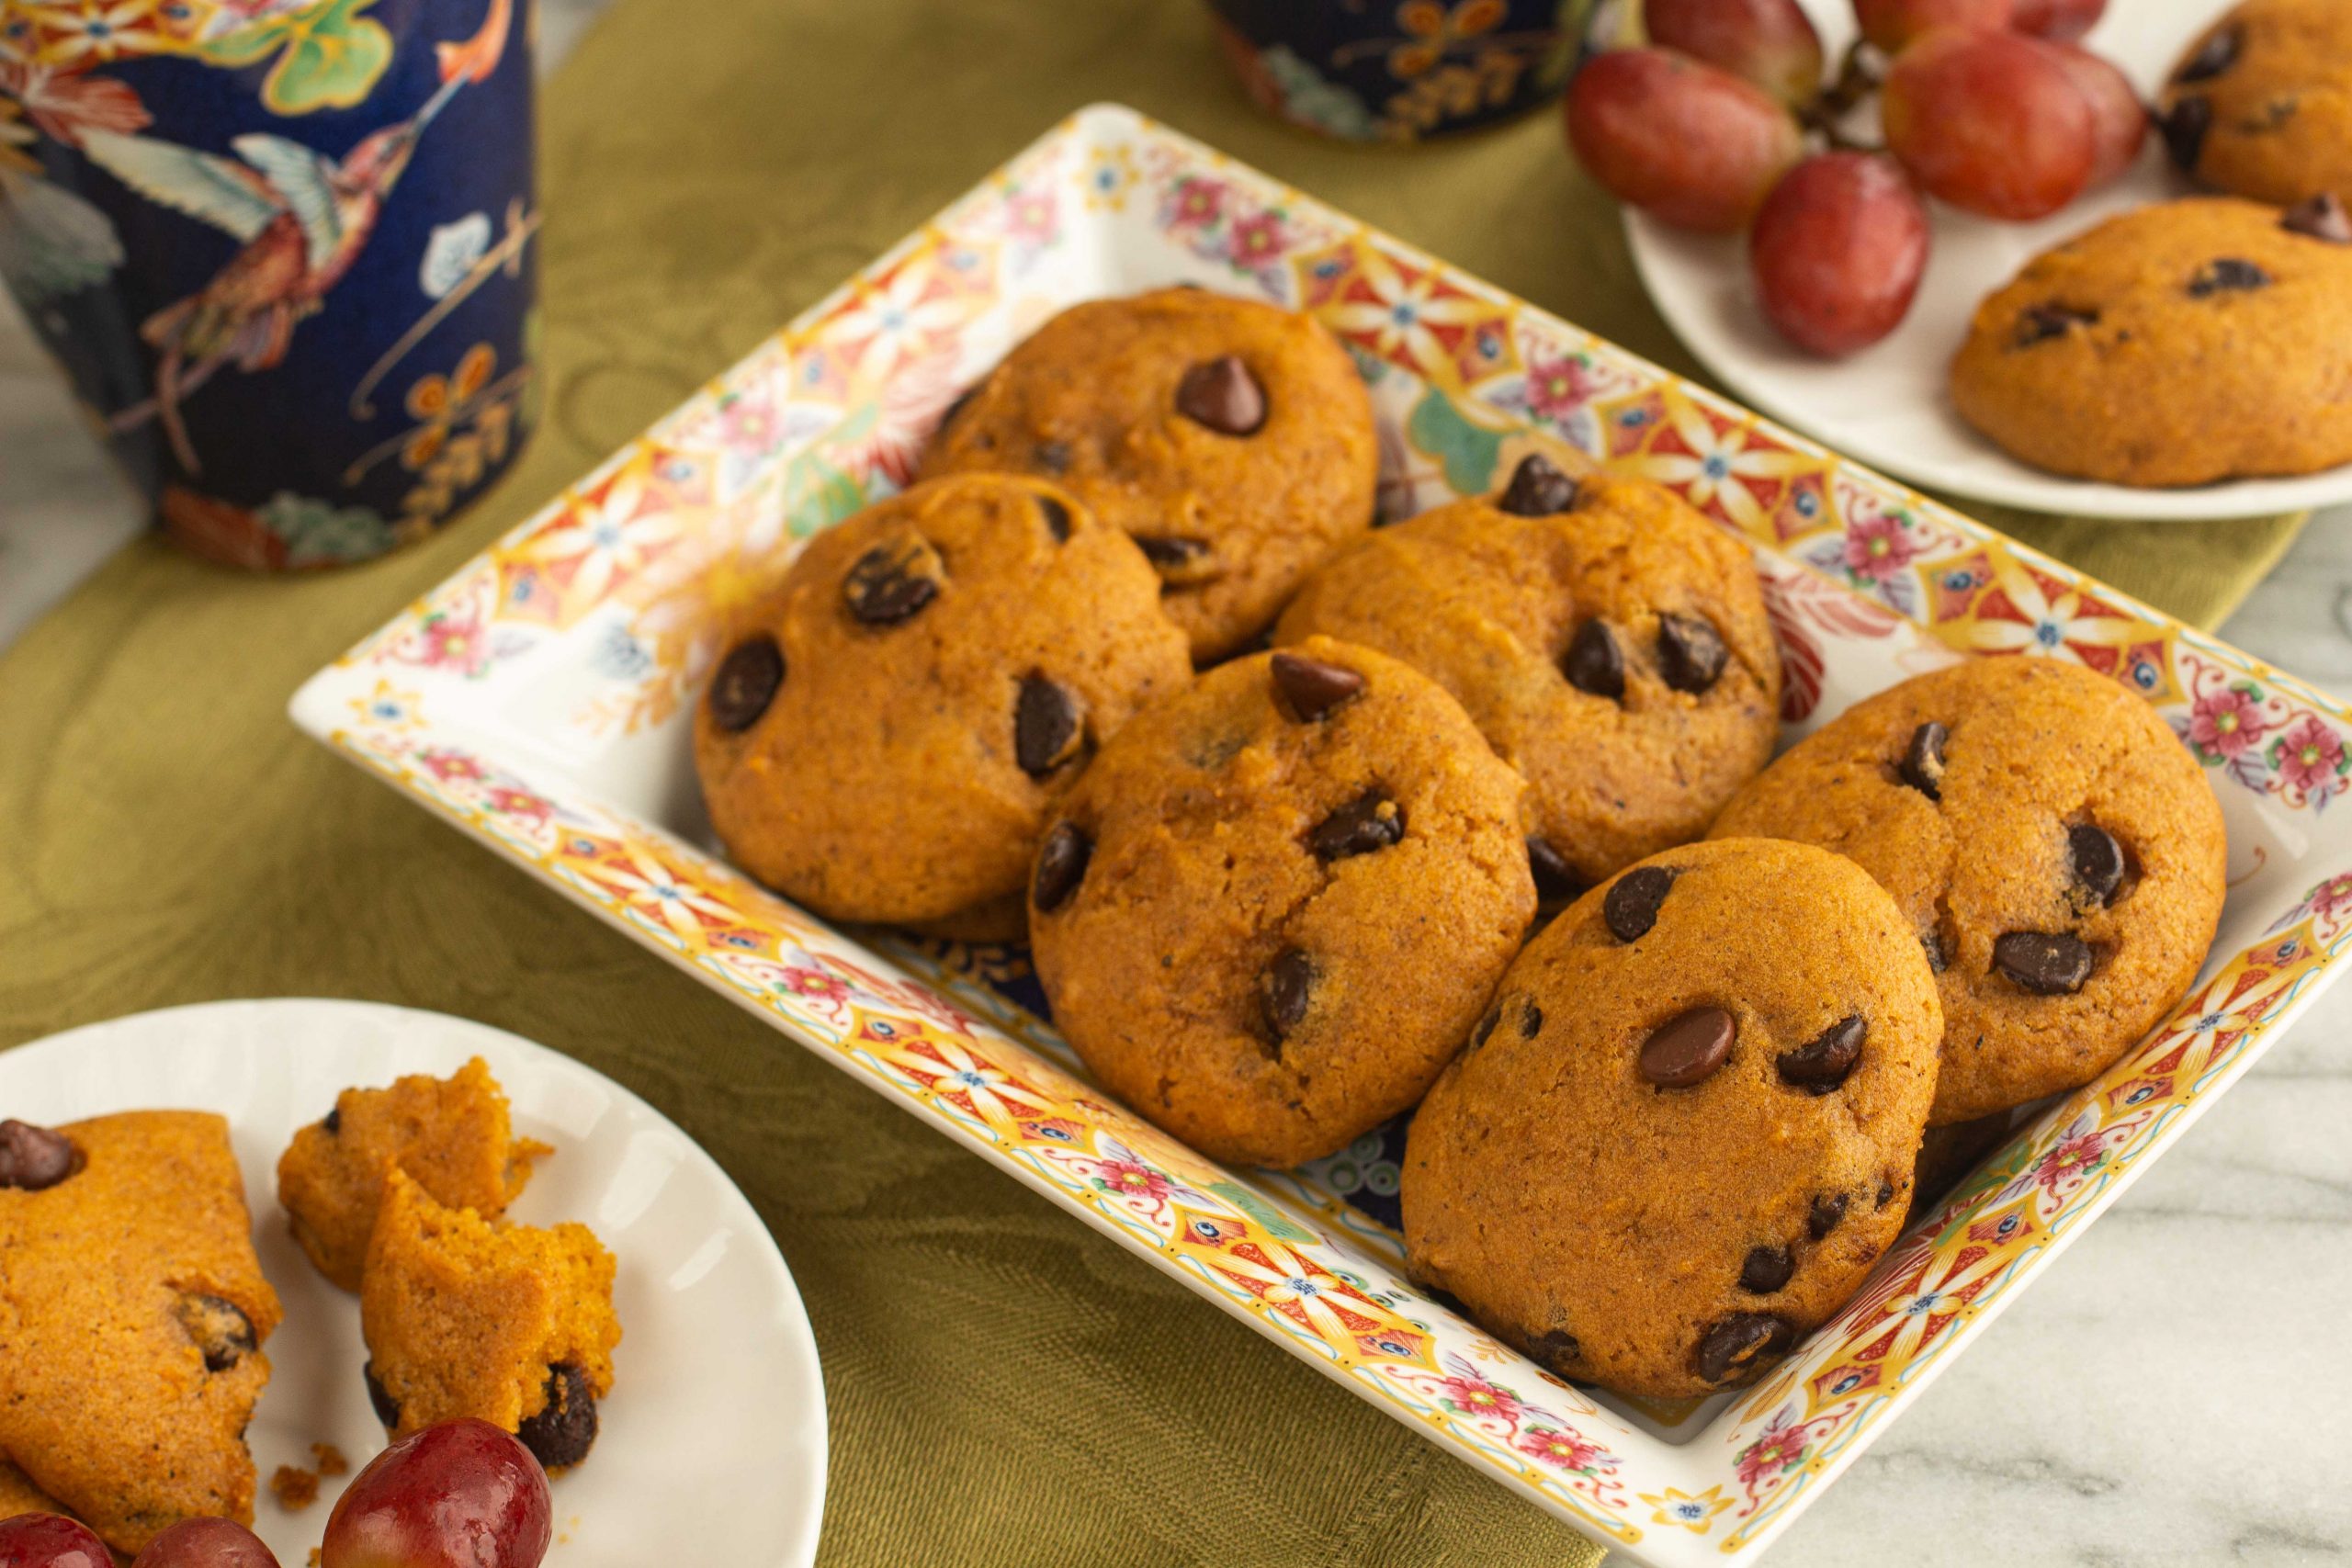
xmin=1514 ymin=1426 xmax=1609 ymax=1472
xmin=416 ymin=747 xmax=485 ymax=784
xmin=1434 ymin=1373 xmax=1521 ymax=1424
xmin=2189 ymin=683 xmax=2268 ymax=759
xmin=2310 ymin=873 xmax=2352 ymax=924
xmin=1227 ymin=209 xmax=1288 ymax=268
xmin=1735 ymin=1412 xmax=1809 ymax=1485
xmin=2033 ymin=1128 xmax=2109 ymax=1193
xmin=2271 ymin=715 xmax=2346 ymax=795
xmin=1167 ymin=175 xmax=1225 ymax=229
xmin=1840 ymin=512 xmax=1919 ymax=582
xmin=1091 ymin=1159 xmax=1171 ymax=1201
xmin=1004 ymin=188 xmax=1057 ymax=246
xmin=1521 ymin=350 xmax=1595 ymax=423
xmin=776 ymin=966 xmax=850 ymax=1005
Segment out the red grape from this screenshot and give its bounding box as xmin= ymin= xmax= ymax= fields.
xmin=1882 ymin=29 xmax=2095 ymax=219
xmin=1851 ymin=0 xmax=2014 ymax=52
xmin=1566 ymin=48 xmax=1804 ymax=231
xmin=132 ymin=1519 xmax=280 ymax=1568
xmin=2013 ymin=0 xmax=2105 ymax=41
xmin=1645 ymin=0 xmax=1826 ymax=107
xmin=1750 ymin=153 xmax=1931 ymax=355
xmin=0 ymin=1516 xmax=110 ymax=1568
xmin=321 ymin=1420 xmax=550 ymax=1568
xmin=2040 ymin=42 xmax=2144 ymax=187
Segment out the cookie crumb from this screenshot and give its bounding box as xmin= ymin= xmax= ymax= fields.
xmin=309 ymin=1551 xmax=323 ymax=1567
xmin=311 ymin=1442 xmax=349 ymax=1477
xmin=271 ymin=1463 xmax=320 ymax=1511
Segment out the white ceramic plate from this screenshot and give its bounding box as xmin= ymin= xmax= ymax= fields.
xmin=0 ymin=999 xmax=826 ymax=1568
xmin=1623 ymin=0 xmax=2352 ymax=520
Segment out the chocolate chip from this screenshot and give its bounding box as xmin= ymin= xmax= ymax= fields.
xmin=1175 ymin=355 xmax=1267 ymax=435
xmin=1309 ymin=790 xmax=1403 ymax=862
xmin=0 ymin=1121 xmax=77 ymax=1190
xmin=1874 ymin=1179 xmax=1896 ymax=1209
xmin=1261 ymin=948 xmax=1317 ymax=1044
xmin=1807 ymin=1191 xmax=1849 ymax=1240
xmin=1271 ymin=651 xmax=1365 ymax=721
xmin=1527 ymin=838 xmax=1583 ymax=904
xmin=2161 ymin=96 xmax=2212 ymax=169
xmin=1135 ymin=535 xmax=1216 ymax=587
xmin=1033 ymin=822 xmax=1091 ymax=911
xmin=1639 ymin=1006 xmax=1735 ymax=1089
xmin=1922 ymin=930 xmax=1950 ymax=974
xmin=1014 ymin=674 xmax=1082 ymax=778
xmin=1518 ymin=999 xmax=1544 ymax=1039
xmin=2069 ymin=823 xmax=2126 ymax=907
xmin=363 ymin=1360 xmax=401 ymax=1428
xmin=708 ymin=636 xmax=785 ymax=732
xmin=1900 ymin=721 xmax=1948 ymax=800
xmin=1994 ymin=931 xmax=2094 ymax=995
xmin=2188 ymin=257 xmax=2272 ymax=298
xmin=2282 ymin=193 xmax=2352 ymax=243
xmin=175 ymin=1293 xmax=256 ymax=1372
xmin=1037 ymin=494 xmax=1072 ymax=542
xmin=2015 ymin=303 xmax=2099 ymax=346
xmin=1776 ymin=1014 xmax=1866 ymax=1094
xmin=2174 ymin=25 xmax=2240 ymax=84
xmin=844 ymin=533 xmax=944 ymax=625
xmin=1657 ymin=614 xmax=1727 ymax=694
xmin=1471 ymin=1004 xmax=1503 ymax=1050
xmin=1497 ymin=453 xmax=1580 ymax=516
xmin=1562 ymin=619 xmax=1624 ymax=701
xmin=937 ymin=386 xmax=978 ymax=432
xmin=515 ymin=1362 xmax=599 ymax=1471
xmin=322 ymin=1107 xmax=342 ymax=1136
xmin=1738 ymin=1246 xmax=1794 ymax=1294
xmin=1603 ymin=865 xmax=1675 ymax=942
xmin=1524 ymin=1327 xmax=1581 ymax=1373
xmin=1695 ymin=1314 xmax=1792 ymax=1383
xmin=1035 ymin=439 xmax=1072 ymax=475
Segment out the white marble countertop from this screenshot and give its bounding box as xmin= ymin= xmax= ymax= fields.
xmin=0 ymin=6 xmax=2344 ymax=1559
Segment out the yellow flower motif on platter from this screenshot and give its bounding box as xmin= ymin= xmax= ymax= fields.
xmin=347 ymin=677 xmax=422 ymax=731
xmin=1082 ymin=142 xmax=1137 ymax=212
xmin=1637 ymin=1483 xmax=1731 ymax=1534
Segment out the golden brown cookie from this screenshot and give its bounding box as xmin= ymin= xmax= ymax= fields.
xmin=1950 ymin=197 xmax=2352 ymax=486
xmin=920 ymin=287 xmax=1379 ymax=662
xmin=1276 ymin=455 xmax=1781 ymax=894
xmin=0 ymin=1112 xmax=281 ymax=1555
xmin=2160 ymin=0 xmax=2352 ymax=209
xmin=1403 ymin=838 xmax=1940 ymax=1400
xmin=1029 ymin=637 xmax=1535 ymax=1168
xmin=360 ymin=1168 xmax=621 ymax=1473
xmin=277 ymin=1056 xmax=548 ymax=1292
xmin=695 ymin=472 xmax=1192 ymax=938
xmin=1713 ymin=656 xmax=2227 ymax=1124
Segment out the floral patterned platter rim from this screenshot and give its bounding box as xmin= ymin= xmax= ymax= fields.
xmin=289 ymin=105 xmax=2352 ymax=1566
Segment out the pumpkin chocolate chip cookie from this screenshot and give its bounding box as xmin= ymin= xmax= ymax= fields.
xmin=1029 ymin=637 xmax=1535 ymax=1168
xmin=1713 ymin=656 xmax=2227 ymax=1124
xmin=921 ymin=287 xmax=1380 ymax=662
xmin=2159 ymin=0 xmax=2352 ymax=209
xmin=695 ymin=471 xmax=1191 ymax=940
xmin=0 ymin=1112 xmax=282 ymax=1555
xmin=1950 ymin=197 xmax=2352 ymax=485
xmin=1275 ymin=454 xmax=1781 ymax=897
xmin=1403 ymin=838 xmax=1941 ymax=1399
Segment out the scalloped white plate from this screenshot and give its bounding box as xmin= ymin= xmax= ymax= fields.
xmin=0 ymin=999 xmax=826 ymax=1568
xmin=1623 ymin=0 xmax=2352 ymax=520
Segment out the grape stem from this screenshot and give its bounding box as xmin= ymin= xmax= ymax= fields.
xmin=1801 ymin=40 xmax=1885 ymax=154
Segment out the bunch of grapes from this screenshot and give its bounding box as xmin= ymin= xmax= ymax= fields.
xmin=1567 ymin=0 xmax=2143 ymax=355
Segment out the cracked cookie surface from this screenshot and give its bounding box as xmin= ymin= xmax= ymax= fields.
xmin=1950 ymin=197 xmax=2352 ymax=485
xmin=0 ymin=1111 xmax=282 ymax=1555
xmin=1276 ymin=457 xmax=1781 ymax=896
xmin=695 ymin=471 xmax=1192 ymax=940
xmin=1029 ymin=637 xmax=1533 ymax=1168
xmin=1402 ymin=837 xmax=1940 ymax=1400
xmin=919 ymin=288 xmax=1379 ymax=662
xmin=1713 ymin=657 xmax=2226 ymax=1123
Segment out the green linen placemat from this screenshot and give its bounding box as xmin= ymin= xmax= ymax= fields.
xmin=0 ymin=0 xmax=2306 ymax=1562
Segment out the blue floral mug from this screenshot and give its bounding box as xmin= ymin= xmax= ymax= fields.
xmin=0 ymin=0 xmax=536 ymax=570
xmin=1209 ymin=0 xmax=1589 ymax=142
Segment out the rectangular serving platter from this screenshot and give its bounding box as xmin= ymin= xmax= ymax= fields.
xmin=290 ymin=104 xmax=2352 ymax=1565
